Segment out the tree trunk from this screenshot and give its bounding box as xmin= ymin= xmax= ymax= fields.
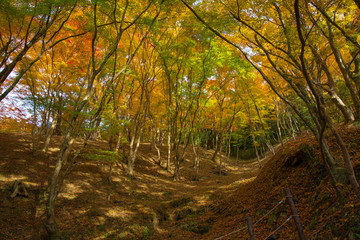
xmin=219 ymin=142 xmax=223 ymax=176
xmin=329 ymin=90 xmax=355 ymax=123
xmin=42 ymin=117 xmax=57 ymax=154
xmin=54 ymin=111 xmax=62 ymax=136
xmin=328 ymin=123 xmax=360 ymax=191
xmin=127 ymin=144 xmax=136 ymax=177
xmin=151 ymin=125 xmax=156 ymax=151
xmin=152 ymin=124 xmax=161 ymax=165
xmin=227 ymin=137 xmax=231 ymax=162
xmin=127 ymin=124 xmax=142 ymax=177
xmin=166 ymin=126 xmax=171 ymax=171
xmin=211 ymin=133 xmax=222 ymax=162
xmin=327 ymin=21 xmax=360 ymax=120
xmin=173 ymin=151 xmax=180 ymax=181
xmin=107 ymin=163 xmax=114 ymax=183
xmin=276 ymin=102 xmax=284 ymax=147
xmin=309 ymin=43 xmax=355 ymax=123
xmin=286 ymin=109 xmax=297 ymax=140
xmin=265 ymin=140 xmax=275 ymax=155
xmin=45 ymin=125 xmax=74 ymax=239
xmin=252 ymin=132 xmax=262 ymax=168
xmin=294 ymin=2 xmax=359 ymax=191
xmin=108 ymin=133 xmax=123 ymax=183
xmin=192 ymin=136 xmax=200 ymax=181
xmin=236 ymin=145 xmax=239 ymax=161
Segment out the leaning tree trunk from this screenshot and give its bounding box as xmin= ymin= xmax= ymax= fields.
xmin=328 ymin=121 xmax=360 ymax=191
xmin=318 ymin=121 xmax=346 ymax=203
xmin=42 ymin=117 xmax=57 ymax=153
xmin=45 ymin=124 xmax=74 ymax=239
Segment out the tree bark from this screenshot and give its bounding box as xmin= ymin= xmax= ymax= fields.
xmin=166 ymin=125 xmax=171 ymax=171
xmin=45 ymin=124 xmax=74 ymax=238
xmin=191 ymin=135 xmax=200 ymax=181
xmin=42 ymin=117 xmax=58 ymax=153
xmin=127 ymin=122 xmax=143 ymax=177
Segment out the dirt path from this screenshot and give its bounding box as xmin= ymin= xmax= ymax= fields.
xmin=0 ymin=132 xmax=270 ymax=239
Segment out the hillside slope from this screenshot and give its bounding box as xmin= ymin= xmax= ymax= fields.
xmin=154 ymin=126 xmax=360 ymax=240
xmin=0 ymin=132 xmax=266 ymax=239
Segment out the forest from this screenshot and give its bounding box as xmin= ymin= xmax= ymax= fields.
xmin=0 ymin=0 xmax=360 ymax=239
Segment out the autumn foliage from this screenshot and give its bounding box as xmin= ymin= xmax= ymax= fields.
xmin=0 ymin=0 xmax=360 ymax=239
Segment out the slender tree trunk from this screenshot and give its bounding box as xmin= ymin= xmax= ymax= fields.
xmin=265 ymin=140 xmax=275 ymax=155
xmin=328 ymin=122 xmax=360 ymax=191
xmin=227 ymin=137 xmax=231 ymax=162
xmin=127 ymin=142 xmax=136 ymax=177
xmin=31 ymin=101 xmax=39 ymax=154
xmin=54 ymin=111 xmax=62 ymax=136
xmin=166 ymin=125 xmax=171 ymax=171
xmin=127 ymin=122 xmax=143 ymax=177
xmin=192 ymin=136 xmax=200 ymax=180
xmin=211 ymin=133 xmax=222 ymax=162
xmin=249 ymin=113 xmax=262 ymax=168
xmin=62 ymin=138 xmax=75 ymax=168
xmin=154 ymin=143 xmax=161 ymax=165
xmin=115 ymin=132 xmax=122 ymax=153
xmin=173 ymin=148 xmax=180 ymax=181
xmin=252 ymin=131 xmax=262 ymax=168
xmin=42 ymin=117 xmax=57 ymax=154
xmin=152 ymin=123 xmax=161 ymax=165
xmin=276 ymin=102 xmax=284 ymax=147
xmin=55 ymin=122 xmax=101 ymax=198
xmin=108 ymin=132 xmax=123 ymax=183
xmin=151 ymin=124 xmax=156 ymax=151
xmin=45 ymin=122 xmax=75 ymax=239
xmin=107 ymin=163 xmax=114 ymax=183
xmin=215 ymin=132 xmax=218 ymax=152
xmin=219 ymin=142 xmax=223 ymax=176
xmin=286 ymin=109 xmax=297 ymax=140
xmin=328 ymin=90 xmax=355 ymax=122
xmin=195 ymin=156 xmax=199 ymax=180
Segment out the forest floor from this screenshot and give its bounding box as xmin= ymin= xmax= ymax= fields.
xmin=0 ymin=126 xmax=359 ymax=239
xmin=0 ymin=131 xmax=269 ymax=239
